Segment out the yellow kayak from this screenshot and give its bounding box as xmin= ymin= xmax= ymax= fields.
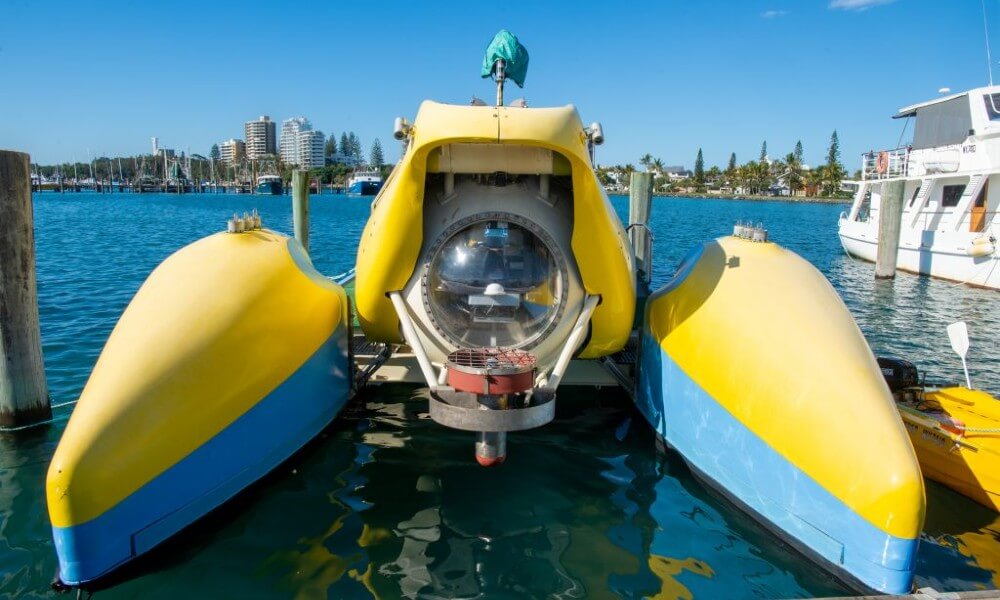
xmin=897 ymin=387 xmax=1000 ymax=512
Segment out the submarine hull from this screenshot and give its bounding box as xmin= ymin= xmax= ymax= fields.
xmin=47 ymin=230 xmax=351 ymax=585
xmin=636 ymin=236 xmax=925 ymax=595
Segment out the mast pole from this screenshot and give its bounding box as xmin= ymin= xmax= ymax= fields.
xmin=983 ymin=0 xmax=994 ymax=86
xmin=495 ymin=58 xmax=505 ymax=107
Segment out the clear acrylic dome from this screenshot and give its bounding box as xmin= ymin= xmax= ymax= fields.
xmin=424 ymin=218 xmax=565 ymax=349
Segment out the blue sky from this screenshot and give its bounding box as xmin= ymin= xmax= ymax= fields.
xmin=0 ymin=0 xmax=996 ymax=171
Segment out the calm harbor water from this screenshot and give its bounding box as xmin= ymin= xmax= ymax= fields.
xmin=1 ymin=192 xmax=998 ymax=598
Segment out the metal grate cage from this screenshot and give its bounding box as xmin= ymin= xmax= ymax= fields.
xmin=447 ymin=348 xmax=536 ymax=375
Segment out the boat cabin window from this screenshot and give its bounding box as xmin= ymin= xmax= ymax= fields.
xmin=856 ymin=190 xmax=871 ymax=221
xmin=984 ymin=94 xmax=1000 ymax=121
xmin=912 ymin=96 xmax=973 ymax=149
xmin=941 ymin=184 xmax=965 ymax=208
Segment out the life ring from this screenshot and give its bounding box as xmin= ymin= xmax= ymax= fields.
xmin=875 ymin=151 xmax=889 ymax=174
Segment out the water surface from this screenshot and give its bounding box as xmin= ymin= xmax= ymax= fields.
xmin=0 ymin=192 xmax=997 ymax=598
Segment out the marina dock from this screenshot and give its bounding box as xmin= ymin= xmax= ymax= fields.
xmin=2 ymin=8 xmax=999 ymax=597
xmin=29 ymin=179 xmax=350 ymax=195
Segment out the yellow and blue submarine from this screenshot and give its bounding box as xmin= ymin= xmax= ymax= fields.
xmin=47 ymin=32 xmax=924 ymax=595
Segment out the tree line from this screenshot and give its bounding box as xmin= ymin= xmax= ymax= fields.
xmin=325 ymin=132 xmax=385 ymax=169
xmin=598 ymin=131 xmax=848 ymax=198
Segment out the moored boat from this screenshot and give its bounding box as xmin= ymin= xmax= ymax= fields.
xmin=898 ymin=386 xmax=1000 ymax=511
xmin=346 ymin=169 xmax=382 ymax=196
xmin=255 ymin=174 xmax=283 ymax=195
xmin=838 ymin=87 xmax=1000 ymax=289
xmin=879 ymin=333 xmax=1000 ymax=513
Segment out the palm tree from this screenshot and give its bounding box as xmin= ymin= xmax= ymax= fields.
xmin=706 ymin=166 xmax=722 ymax=184
xmin=615 ymin=164 xmax=636 ymax=189
xmin=770 ymin=158 xmax=787 ymax=181
xmin=805 ymin=166 xmax=825 ymax=197
xmin=639 ymin=153 xmax=653 ymax=172
xmin=822 ymin=162 xmax=846 ymax=197
xmin=734 ymin=163 xmax=751 ymax=194
xmin=651 ymin=158 xmax=665 ymax=175
xmin=782 ymin=152 xmax=804 ymax=196
xmin=740 ymin=160 xmax=772 ymax=195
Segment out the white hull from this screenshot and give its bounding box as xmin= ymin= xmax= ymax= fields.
xmin=838 ymin=219 xmax=999 ymax=289
xmin=838 ymin=85 xmax=1000 ymax=290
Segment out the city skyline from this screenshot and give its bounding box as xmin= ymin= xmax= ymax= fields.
xmin=2 ymin=0 xmax=998 ymax=170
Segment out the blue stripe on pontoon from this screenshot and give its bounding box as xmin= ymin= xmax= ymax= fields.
xmin=636 ymin=334 xmax=917 ymax=595
xmin=52 ymin=327 xmax=350 ymax=584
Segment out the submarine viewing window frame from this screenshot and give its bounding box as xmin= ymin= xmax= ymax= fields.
xmin=420 ymin=211 xmax=570 ymax=350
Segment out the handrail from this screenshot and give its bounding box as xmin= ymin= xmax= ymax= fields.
xmin=861 ymin=147 xmax=910 ymax=181
xmin=332 ymin=267 xmax=356 ymax=286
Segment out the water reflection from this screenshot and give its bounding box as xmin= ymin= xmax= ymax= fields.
xmin=256 ymin=387 xmax=851 ymax=599
xmin=918 ymin=480 xmax=1000 ymax=592
xmin=1 ymin=194 xmax=994 ymax=598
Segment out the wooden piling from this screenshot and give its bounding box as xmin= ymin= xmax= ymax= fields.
xmin=875 ymin=180 xmax=905 ymax=279
xmin=292 ymin=170 xmax=310 ymax=253
xmin=0 ymin=151 xmax=51 ymax=428
xmin=629 ymin=171 xmax=654 ymax=284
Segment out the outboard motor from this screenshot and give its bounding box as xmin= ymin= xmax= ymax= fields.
xmin=877 ymin=356 xmax=920 ymax=393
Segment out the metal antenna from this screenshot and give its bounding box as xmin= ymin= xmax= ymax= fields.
xmin=495 ymin=58 xmax=506 ymax=107
xmin=983 ymin=0 xmax=994 ymax=85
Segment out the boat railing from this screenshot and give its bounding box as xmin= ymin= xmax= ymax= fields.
xmin=861 ymin=147 xmax=910 ymax=181
xmin=332 ymin=267 xmax=356 ymax=286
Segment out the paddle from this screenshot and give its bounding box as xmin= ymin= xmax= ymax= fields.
xmin=947 ymin=321 xmax=973 ymax=389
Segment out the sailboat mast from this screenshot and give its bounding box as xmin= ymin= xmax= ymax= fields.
xmin=983 ymin=0 xmax=994 ymax=86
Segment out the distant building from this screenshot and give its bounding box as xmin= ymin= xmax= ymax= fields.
xmin=663 ymin=166 xmax=693 ymax=180
xmin=219 ymin=138 xmax=246 ymax=164
xmin=244 ymin=116 xmax=276 ymax=159
xmin=151 ymin=137 xmax=176 ymax=159
xmin=297 ymin=130 xmax=326 ymax=169
xmin=327 ymin=152 xmax=359 ymax=166
xmin=280 ymin=117 xmax=325 ymax=168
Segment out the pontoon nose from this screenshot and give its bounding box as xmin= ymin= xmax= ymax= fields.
xmin=638 ymin=234 xmax=925 ymax=594
xmin=47 ymin=230 xmax=351 ymax=584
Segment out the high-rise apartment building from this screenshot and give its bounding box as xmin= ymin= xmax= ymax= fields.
xmin=244 ymin=116 xmax=276 ymax=159
xmin=297 ymin=130 xmax=326 ymax=169
xmin=219 ymin=139 xmax=246 ymax=164
xmin=280 ymin=117 xmax=325 ymax=169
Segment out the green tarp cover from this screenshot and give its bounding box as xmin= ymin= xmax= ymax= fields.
xmin=480 ymin=30 xmax=529 ymax=88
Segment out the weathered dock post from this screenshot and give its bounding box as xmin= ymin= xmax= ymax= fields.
xmin=875 ymin=179 xmax=905 ymax=279
xmin=629 ymin=171 xmax=654 ymax=285
xmin=292 ymin=169 xmax=310 ymax=253
xmin=0 ymin=151 xmax=51 ymax=429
